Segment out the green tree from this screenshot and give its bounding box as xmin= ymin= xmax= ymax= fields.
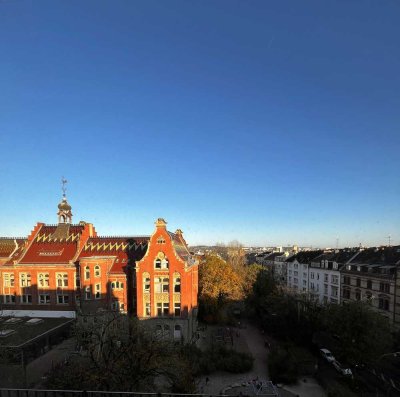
xmin=322 ymin=301 xmax=393 ymax=365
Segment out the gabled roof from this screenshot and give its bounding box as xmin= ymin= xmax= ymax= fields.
xmin=349 ymin=246 xmax=400 ymax=266
xmin=18 ymin=224 xmax=85 ymax=264
xmin=168 ymin=231 xmax=197 ymax=266
xmin=0 ymin=238 xmax=26 ymax=258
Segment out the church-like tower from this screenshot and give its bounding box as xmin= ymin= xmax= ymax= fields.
xmin=57 ymin=177 xmax=72 ymax=224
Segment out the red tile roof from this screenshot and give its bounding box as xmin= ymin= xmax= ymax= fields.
xmin=79 ymin=237 xmax=149 ymax=273
xmin=18 ymin=225 xmax=85 ymax=264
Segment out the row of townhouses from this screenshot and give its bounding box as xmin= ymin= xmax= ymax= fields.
xmin=258 ymin=247 xmax=400 ymax=327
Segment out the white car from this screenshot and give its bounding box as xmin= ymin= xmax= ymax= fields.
xmin=332 ymin=360 xmax=353 ymax=376
xmin=320 ymin=348 xmax=335 ymax=363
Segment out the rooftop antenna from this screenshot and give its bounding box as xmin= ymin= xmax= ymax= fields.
xmin=61 ymin=177 xmax=68 ymax=198
xmin=388 ymin=235 xmax=391 ymax=247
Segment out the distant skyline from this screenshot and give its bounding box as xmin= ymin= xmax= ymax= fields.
xmin=1 ymin=1 xmax=399 ymax=247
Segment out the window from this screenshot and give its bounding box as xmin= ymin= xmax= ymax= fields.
xmin=294 ymin=264 xmax=298 ymax=269
xmin=380 ymin=283 xmax=390 ymax=293
xmin=310 ymin=272 xmax=314 ymax=279
xmin=143 ymin=273 xmax=151 ymax=292
xmin=331 ymin=286 xmax=338 ymax=297
xmin=155 ymin=277 xmax=169 ymax=293
xmin=293 ymin=278 xmax=298 ymax=284
xmin=3 ymin=273 xmax=15 ymax=287
xmin=324 ymin=284 xmax=328 ymax=294
xmin=355 ymin=290 xmax=361 ymax=301
xmin=156 ymin=302 xmax=169 ymax=316
xmin=317 ymin=274 xmax=320 ymax=280
xmin=94 ymin=265 xmax=101 ymax=278
xmin=145 ymin=302 xmax=151 ymax=317
xmin=367 ymin=280 xmax=372 ymax=289
xmin=154 ymin=255 xmax=168 ymax=269
xmin=161 ymin=258 xmax=169 ymax=269
xmin=21 ymin=294 xmax=32 ymax=304
xmin=303 ymin=280 xmax=307 ymax=286
xmin=20 ymin=273 xmax=31 ymax=287
xmin=56 ymin=273 xmax=68 ymax=287
xmin=155 ymin=258 xmax=162 ymax=269
xmin=85 ymin=286 xmax=91 ymax=300
xmin=4 ymin=295 xmax=15 ymax=304
xmin=38 ymin=273 xmax=49 ymax=288
xmin=324 ymin=274 xmax=329 ymax=282
xmin=331 ymin=275 xmax=339 ymax=285
xmin=379 ymin=296 xmax=390 ymax=311
xmin=310 ymin=282 xmax=315 ymax=290
xmin=95 ymin=284 xmax=101 ymax=299
xmin=39 ymin=294 xmax=50 ymax=304
xmin=85 ymin=266 xmax=90 ymax=280
xmin=174 ymin=274 xmax=181 ymax=293
xmin=289 ymin=270 xmax=292 ymax=275
xmin=343 ymin=289 xmax=350 ymax=299
xmin=57 ymin=295 xmax=69 ymax=304
xmin=174 ymin=302 xmax=181 ymax=316
xmin=356 ymin=278 xmax=361 ymax=287
xmin=111 ymin=281 xmax=124 ymax=289
xmin=111 ymin=300 xmax=121 ymax=311
xmin=294 ymin=271 xmax=298 ymax=277
xmin=157 ymin=237 xmax=166 ymax=244
xmin=343 ymin=276 xmax=350 ymax=285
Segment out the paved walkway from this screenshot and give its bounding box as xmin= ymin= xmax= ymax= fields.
xmin=196 ymin=321 xmax=326 ymax=397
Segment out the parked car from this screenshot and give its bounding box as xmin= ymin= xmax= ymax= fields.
xmin=320 ymin=348 xmax=335 ymax=363
xmin=332 ymin=360 xmax=353 ymax=376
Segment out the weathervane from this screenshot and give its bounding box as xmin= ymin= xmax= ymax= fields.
xmin=61 ymin=177 xmax=68 ymax=198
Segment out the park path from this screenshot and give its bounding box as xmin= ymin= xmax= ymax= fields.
xmin=197 ymin=320 xmax=271 ymax=395
xmin=197 ymin=320 xmax=326 ymax=397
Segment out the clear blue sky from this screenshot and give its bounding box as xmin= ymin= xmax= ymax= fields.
xmin=1 ymin=0 xmax=399 ymax=248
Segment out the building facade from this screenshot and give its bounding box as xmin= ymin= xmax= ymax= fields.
xmin=0 ymin=195 xmax=199 ymax=342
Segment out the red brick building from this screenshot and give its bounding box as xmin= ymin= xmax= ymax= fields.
xmin=0 ymin=195 xmax=199 ymax=342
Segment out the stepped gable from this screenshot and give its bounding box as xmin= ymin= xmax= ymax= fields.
xmin=80 ymin=236 xmax=150 ymax=273
xmin=18 ymin=224 xmax=85 ymax=264
xmin=168 ymin=230 xmax=197 ymax=266
xmin=349 ymin=245 xmax=400 ymax=266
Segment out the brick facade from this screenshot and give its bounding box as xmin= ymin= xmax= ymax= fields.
xmin=0 ymin=198 xmax=199 ymax=341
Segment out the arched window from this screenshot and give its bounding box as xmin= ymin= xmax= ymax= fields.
xmin=155 ymin=258 xmax=162 ymax=269
xmin=94 ymin=265 xmax=100 ymax=278
xmin=143 ymin=273 xmax=150 ymax=292
xmin=174 ymin=273 xmax=181 ymax=293
xmin=85 ymin=266 xmax=90 ymax=280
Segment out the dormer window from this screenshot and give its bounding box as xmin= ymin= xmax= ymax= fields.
xmin=157 ymin=237 xmax=166 ymax=244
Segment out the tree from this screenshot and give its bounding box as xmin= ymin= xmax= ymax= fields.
xmin=321 ymin=301 xmax=393 ymax=365
xmin=199 ymin=254 xmax=244 ymax=303
xmin=46 ymin=313 xmax=196 ymax=392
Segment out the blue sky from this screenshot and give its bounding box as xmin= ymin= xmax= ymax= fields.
xmin=0 ymin=0 xmax=399 ymax=247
